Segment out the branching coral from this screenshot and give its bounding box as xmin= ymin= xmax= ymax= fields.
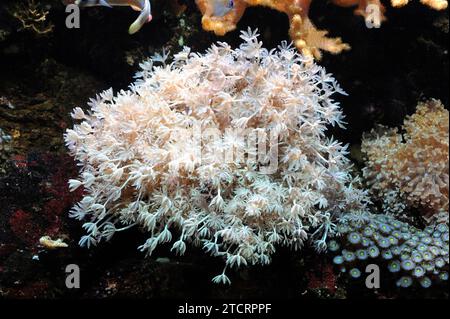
xmin=11 ymin=0 xmax=54 ymax=35
xmin=196 ymin=0 xmax=448 ymax=60
xmin=391 ymin=0 xmax=448 ymax=10
xmin=361 ymin=100 xmax=449 ymax=219
xmin=328 ymin=212 xmax=449 ymax=288
xmin=65 ymin=29 xmax=369 ymax=282
xmin=64 ymin=0 xmax=447 ymax=59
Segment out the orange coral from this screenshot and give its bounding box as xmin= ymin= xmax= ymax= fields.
xmin=195 ymin=0 xmax=448 ymax=60
xmin=362 ymin=100 xmax=449 ymax=219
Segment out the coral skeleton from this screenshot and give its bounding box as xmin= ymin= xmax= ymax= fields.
xmin=361 ymin=100 xmax=449 ymax=219
xmin=65 ymin=29 xmax=369 ymax=282
xmin=196 ymin=0 xmax=448 ymax=60
xmin=39 ymin=236 xmax=69 ymax=249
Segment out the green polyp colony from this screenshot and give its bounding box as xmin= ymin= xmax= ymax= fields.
xmin=420 ymin=277 xmax=432 ymax=288
xmin=333 ymin=255 xmax=344 ymax=265
xmin=357 ymin=249 xmax=369 ymax=260
xmin=368 ymin=246 xmax=380 ymax=258
xmin=343 ymin=250 xmax=356 ymax=262
xmin=413 ymin=266 xmax=425 ymax=278
xmin=350 ymin=268 xmax=361 ymax=278
xmin=388 ymin=260 xmax=401 ymax=273
xmin=327 ymin=213 xmax=449 ymax=289
xmin=401 ymin=260 xmax=415 ymax=271
xmin=381 ymin=249 xmax=393 ymax=260
xmin=439 ymin=272 xmax=449 ymax=281
xmin=347 ymin=232 xmax=360 ymax=243
xmin=397 ymin=276 xmax=413 ymax=288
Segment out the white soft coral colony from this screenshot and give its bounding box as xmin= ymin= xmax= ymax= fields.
xmin=65 ymin=29 xmax=369 ymax=283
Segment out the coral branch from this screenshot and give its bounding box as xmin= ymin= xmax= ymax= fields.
xmin=195 ymin=0 xmax=447 ymax=59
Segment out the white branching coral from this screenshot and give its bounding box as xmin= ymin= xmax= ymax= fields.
xmin=65 ymin=29 xmax=369 ymax=282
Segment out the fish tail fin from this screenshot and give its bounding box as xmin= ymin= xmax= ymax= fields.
xmin=128 ymin=14 xmax=152 ymax=34
xmin=128 ymin=0 xmax=152 ymax=34
xmin=99 ymin=0 xmax=113 ymax=8
xmin=128 ymin=21 xmax=141 ymax=35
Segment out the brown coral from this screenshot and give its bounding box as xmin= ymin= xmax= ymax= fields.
xmin=11 ymin=0 xmax=54 ymax=35
xmin=195 ymin=0 xmax=448 ymax=60
xmin=362 ymin=99 xmax=449 ymax=219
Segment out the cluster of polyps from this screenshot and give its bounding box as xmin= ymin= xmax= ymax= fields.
xmin=362 ymin=100 xmax=449 ymax=220
xmin=65 ymin=29 xmax=369 ymax=283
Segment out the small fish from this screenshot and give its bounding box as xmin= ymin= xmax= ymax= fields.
xmin=63 ymin=0 xmax=152 ymax=34
xmin=212 ymin=0 xmax=234 ymax=17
